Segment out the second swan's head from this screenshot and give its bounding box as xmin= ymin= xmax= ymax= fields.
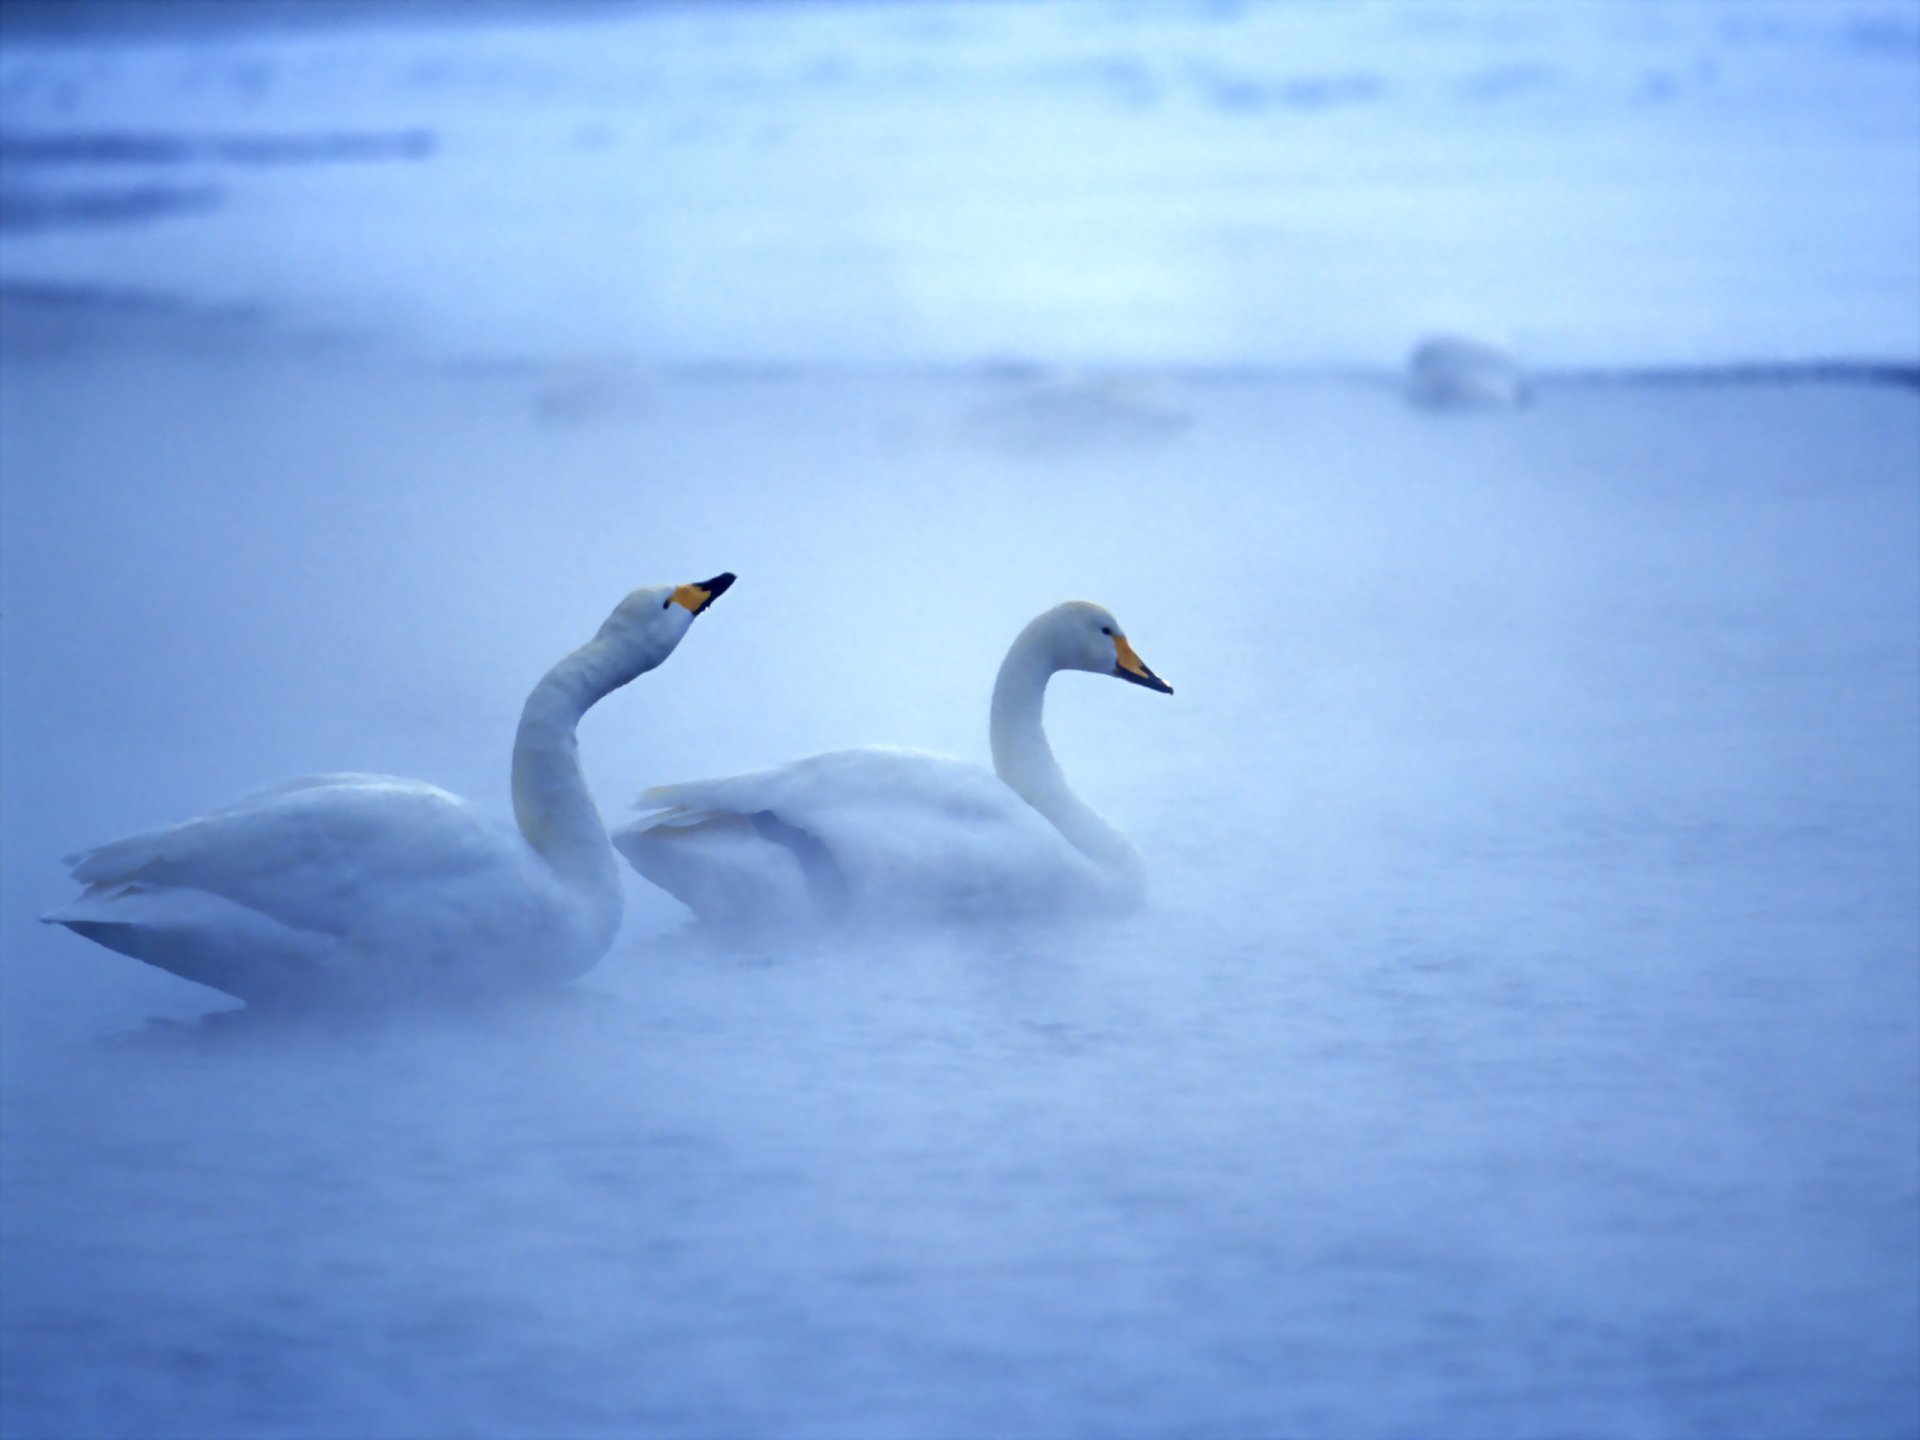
xmin=595 ymin=572 xmax=736 ymax=673
xmin=1043 ymin=600 xmax=1173 ymax=695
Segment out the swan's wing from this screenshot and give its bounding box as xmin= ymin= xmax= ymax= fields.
xmin=621 ymin=747 xmax=1092 ymax=923
xmin=58 ymin=775 xmax=512 ymax=937
xmin=639 ymin=748 xmax=1016 ymax=824
xmin=61 ymin=773 xmax=426 ymax=873
xmin=615 ymin=808 xmax=817 ymax=929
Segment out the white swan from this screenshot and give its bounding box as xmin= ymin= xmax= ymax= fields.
xmin=615 ymin=600 xmax=1171 ymax=932
xmin=45 ymin=574 xmax=736 ymax=1006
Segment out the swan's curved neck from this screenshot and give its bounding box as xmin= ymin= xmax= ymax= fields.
xmin=511 ymin=632 xmax=638 ymax=911
xmin=989 ymin=618 xmax=1143 ymax=895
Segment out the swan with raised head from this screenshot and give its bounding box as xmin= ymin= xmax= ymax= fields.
xmin=616 ymin=600 xmax=1170 ymax=932
xmin=46 ymin=574 xmax=736 ymax=1006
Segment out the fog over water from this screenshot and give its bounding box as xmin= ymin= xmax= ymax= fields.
xmin=2 ymin=0 xmax=1916 ymax=369
xmin=2 ymin=3 xmax=1918 ymax=1438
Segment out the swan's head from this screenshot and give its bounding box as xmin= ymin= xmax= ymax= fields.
xmin=1046 ymin=601 xmax=1172 ymax=694
xmin=595 ymin=572 xmax=736 ymax=669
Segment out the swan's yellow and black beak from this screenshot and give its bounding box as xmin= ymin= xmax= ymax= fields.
xmin=672 ymin=573 xmax=736 ymax=616
xmin=1114 ymin=633 xmax=1173 ymax=694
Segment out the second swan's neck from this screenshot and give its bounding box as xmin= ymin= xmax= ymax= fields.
xmin=989 ymin=617 xmax=1144 ymax=894
xmin=511 ymin=633 xmax=634 ymax=926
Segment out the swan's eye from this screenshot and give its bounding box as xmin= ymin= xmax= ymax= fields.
xmin=1100 ymin=626 xmax=1112 ymax=636
xmin=662 ymin=598 xmax=673 ymax=610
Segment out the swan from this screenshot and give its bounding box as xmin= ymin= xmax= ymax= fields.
xmin=45 ymin=574 xmax=736 ymax=1006
xmin=615 ymin=600 xmax=1171 ymax=932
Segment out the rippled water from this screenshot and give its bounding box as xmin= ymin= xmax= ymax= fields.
xmin=6 ymin=888 xmax=1916 ymax=1438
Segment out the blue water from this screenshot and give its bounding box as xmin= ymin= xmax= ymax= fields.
xmin=4 ymin=350 xmax=1916 ymax=1438
xmin=3 ymin=3 xmax=1918 ymax=1436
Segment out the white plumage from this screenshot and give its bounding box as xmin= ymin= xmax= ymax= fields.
xmin=46 ymin=575 xmax=735 ymax=1006
xmin=617 ymin=600 xmax=1171 ymax=934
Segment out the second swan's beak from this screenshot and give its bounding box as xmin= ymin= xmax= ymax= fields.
xmin=1113 ymin=634 xmax=1173 ymax=694
xmin=672 ymin=573 xmax=736 ymax=616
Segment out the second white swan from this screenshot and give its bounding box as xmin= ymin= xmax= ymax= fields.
xmin=615 ymin=600 xmax=1171 ymax=932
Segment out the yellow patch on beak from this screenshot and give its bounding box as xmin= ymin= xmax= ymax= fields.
xmin=671 ymin=582 xmax=714 ymax=614
xmin=1113 ymin=633 xmax=1174 ymax=694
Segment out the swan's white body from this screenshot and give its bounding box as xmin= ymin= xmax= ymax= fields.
xmin=46 ymin=576 xmax=734 ymax=1006
xmin=616 ymin=601 xmax=1170 ymax=933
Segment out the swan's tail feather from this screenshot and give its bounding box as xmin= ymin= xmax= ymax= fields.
xmin=43 ymin=883 xmax=335 ymax=1001
xmin=43 ymin=880 xmax=149 ymax=919
xmin=62 ymin=830 xmax=183 ymax=886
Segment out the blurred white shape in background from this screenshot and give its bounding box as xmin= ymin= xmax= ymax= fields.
xmin=1405 ymin=332 xmax=1532 ymax=411
xmin=959 ymin=370 xmax=1192 ymax=458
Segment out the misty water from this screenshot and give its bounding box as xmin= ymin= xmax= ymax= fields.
xmin=4 ymin=4 xmax=1919 ymax=1438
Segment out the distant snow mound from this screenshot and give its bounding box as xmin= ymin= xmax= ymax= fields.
xmin=960 ymin=371 xmax=1191 ymax=458
xmin=1405 ymin=334 xmax=1531 ymax=411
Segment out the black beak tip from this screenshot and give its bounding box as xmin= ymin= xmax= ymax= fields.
xmin=698 ymin=572 xmax=737 ymax=604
